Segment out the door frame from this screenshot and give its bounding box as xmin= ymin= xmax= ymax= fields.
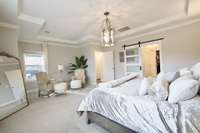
xmin=124 ymin=40 xmax=163 ymax=76
xmin=140 ymin=40 xmax=163 ymax=74
xmin=94 ymin=51 xmax=115 ymax=84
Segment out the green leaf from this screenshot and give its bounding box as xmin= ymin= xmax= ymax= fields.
xmin=80 ymin=56 xmax=84 ymax=61
xmin=69 ymin=68 xmax=76 ymax=70
xmin=82 ymin=65 xmax=88 ymax=69
xmin=82 ymin=59 xmax=87 ymax=65
xmin=68 ymin=71 xmax=74 ymax=74
xmin=68 ymin=56 xmax=88 ymax=71
xmin=75 ymin=57 xmax=81 ymax=68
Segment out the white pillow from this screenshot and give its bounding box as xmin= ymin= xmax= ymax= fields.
xmin=168 ymin=76 xmax=199 ymax=103
xmin=164 ymin=71 xmax=179 ymax=83
xmin=150 ymin=79 xmax=169 ymax=100
xmin=179 ymin=68 xmax=192 ymax=77
xmin=191 ymin=63 xmax=200 ymax=80
xmin=156 ymin=72 xmax=165 ymax=80
xmin=139 ymin=77 xmax=154 ymax=96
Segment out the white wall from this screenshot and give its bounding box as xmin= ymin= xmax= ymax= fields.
xmin=80 ymin=45 xmax=103 ymax=84
xmin=0 ymin=27 xmax=18 ymax=57
xmin=95 ymin=52 xmax=103 ymax=81
xmin=18 ymin=21 xmax=200 ymax=86
xmin=104 ymin=21 xmax=200 ymax=79
xmin=18 ymin=42 xmax=81 ymax=95
xmin=47 ymin=44 xmax=81 ymax=81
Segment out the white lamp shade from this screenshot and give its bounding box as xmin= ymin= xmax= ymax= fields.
xmin=58 ymin=64 xmax=64 ymax=71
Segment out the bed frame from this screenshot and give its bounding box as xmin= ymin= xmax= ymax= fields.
xmin=86 ymin=111 xmax=136 ymax=133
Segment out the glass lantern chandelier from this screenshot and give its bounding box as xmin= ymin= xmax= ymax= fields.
xmin=101 ymin=12 xmax=115 ymax=47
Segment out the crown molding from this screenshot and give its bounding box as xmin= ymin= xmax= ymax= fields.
xmin=37 ymin=35 xmax=77 ymax=44
xmin=118 ymin=16 xmax=200 ymax=43
xmin=47 ymin=42 xmax=79 ymax=48
xmin=0 ymin=22 xmax=19 ymax=30
xmin=18 ymin=39 xmax=79 ymax=48
xmin=18 ymin=40 xmax=42 ymax=45
xmin=18 ymin=10 xmax=200 ymax=48
xmin=77 ymin=35 xmax=99 ymax=43
xmin=18 ymin=13 xmax=45 ymax=26
xmin=36 ymin=34 xmax=100 ymax=46
xmin=116 ymin=13 xmax=187 ymax=39
xmin=79 ymin=41 xmax=100 ymax=48
xmin=20 ymin=17 xmax=200 ymax=48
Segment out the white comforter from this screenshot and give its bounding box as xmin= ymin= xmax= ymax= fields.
xmin=77 ymin=78 xmax=200 ymax=133
xmin=179 ymin=97 xmax=200 ymax=133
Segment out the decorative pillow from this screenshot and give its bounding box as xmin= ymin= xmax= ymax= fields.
xmin=139 ymin=77 xmax=154 ymax=96
xmin=149 ymin=78 xmax=169 ymax=100
xmin=168 ymin=76 xmax=199 ymax=103
xmin=156 ymin=72 xmax=165 ymax=80
xmin=191 ymin=63 xmax=200 ymax=80
xmin=164 ymin=71 xmax=180 ymax=83
xmin=179 ymin=68 xmax=192 ymax=77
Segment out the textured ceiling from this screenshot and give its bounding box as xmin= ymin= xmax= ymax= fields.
xmin=0 ymin=0 xmax=18 ymax=24
xmin=1 ymin=0 xmax=200 ymax=45
xmin=21 ymin=0 xmax=185 ymax=40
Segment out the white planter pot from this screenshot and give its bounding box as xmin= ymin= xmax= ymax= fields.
xmin=74 ymin=69 xmax=86 ymax=85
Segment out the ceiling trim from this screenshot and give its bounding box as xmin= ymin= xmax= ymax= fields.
xmin=18 ymin=39 xmax=80 ymax=48
xmin=77 ymin=35 xmax=99 ymax=43
xmin=118 ymin=17 xmax=200 ymax=43
xmin=32 ymin=13 xmax=196 ymax=45
xmin=19 ymin=16 xmax=200 ymax=48
xmin=47 ymin=42 xmax=79 ymax=48
xmin=36 ymin=34 xmax=101 ymax=45
xmin=79 ymin=41 xmax=100 ymax=48
xmin=0 ymin=22 xmax=19 ymax=30
xmin=19 ymin=40 xmax=42 ymax=45
xmin=18 ymin=13 xmax=45 ymax=25
xmin=116 ymin=13 xmax=187 ymax=39
xmin=37 ymin=35 xmax=77 ymax=44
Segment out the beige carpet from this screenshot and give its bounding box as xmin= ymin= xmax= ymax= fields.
xmin=0 ymin=93 xmax=108 ymax=133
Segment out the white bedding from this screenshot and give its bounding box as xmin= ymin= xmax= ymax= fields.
xmin=179 ymin=96 xmax=200 ymax=133
xmin=77 ymin=78 xmax=200 ymax=133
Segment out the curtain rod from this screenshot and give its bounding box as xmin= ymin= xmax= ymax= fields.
xmin=123 ymin=38 xmax=164 ymax=49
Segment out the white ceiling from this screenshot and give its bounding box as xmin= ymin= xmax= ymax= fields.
xmin=0 ymin=0 xmax=18 ymax=24
xmin=1 ymin=0 xmax=200 ymax=46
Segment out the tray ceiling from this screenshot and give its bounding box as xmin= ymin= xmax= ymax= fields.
xmin=1 ymin=0 xmax=200 ymax=46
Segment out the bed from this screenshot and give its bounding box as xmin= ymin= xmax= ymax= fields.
xmin=77 ymin=74 xmax=200 ymax=133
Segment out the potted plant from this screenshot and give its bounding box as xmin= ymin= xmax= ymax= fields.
xmin=68 ymin=56 xmax=88 ymax=85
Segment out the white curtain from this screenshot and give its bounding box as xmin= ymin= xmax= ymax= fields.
xmin=42 ymin=42 xmax=48 ymax=73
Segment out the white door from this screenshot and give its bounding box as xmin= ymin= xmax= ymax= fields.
xmin=102 ymin=51 xmax=114 ymax=82
xmin=125 ymin=45 xmax=141 ymax=75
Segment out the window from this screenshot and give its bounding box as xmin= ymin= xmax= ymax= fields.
xmin=24 ymin=52 xmax=45 ymax=80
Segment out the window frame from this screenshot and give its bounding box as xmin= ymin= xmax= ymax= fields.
xmin=23 ymin=51 xmax=46 ymax=81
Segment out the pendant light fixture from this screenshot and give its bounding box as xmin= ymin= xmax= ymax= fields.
xmin=101 ymin=11 xmax=115 ymax=47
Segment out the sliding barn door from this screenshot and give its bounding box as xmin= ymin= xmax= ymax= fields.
xmin=124 ymin=46 xmax=141 ymax=75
